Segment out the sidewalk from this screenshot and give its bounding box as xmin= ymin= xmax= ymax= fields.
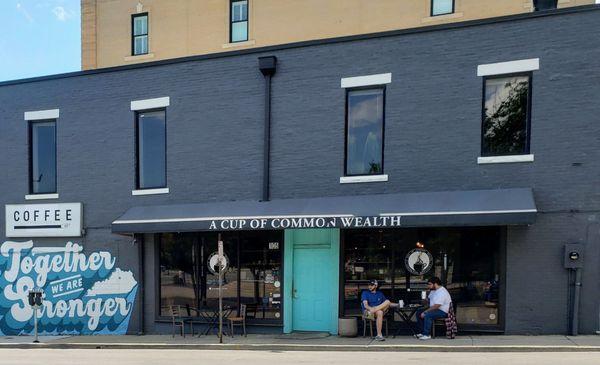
xmin=1 ymin=334 xmax=599 ymax=352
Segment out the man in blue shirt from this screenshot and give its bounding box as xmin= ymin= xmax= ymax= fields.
xmin=361 ymin=279 xmax=394 ymax=341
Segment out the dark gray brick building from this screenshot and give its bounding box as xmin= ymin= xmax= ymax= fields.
xmin=0 ymin=6 xmax=598 ymax=336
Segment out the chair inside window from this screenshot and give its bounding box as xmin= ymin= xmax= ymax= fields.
xmin=228 ymin=303 xmax=247 ymax=337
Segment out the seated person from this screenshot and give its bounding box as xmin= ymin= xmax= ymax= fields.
xmin=361 ymin=279 xmax=396 ymax=341
xmin=416 ymin=276 xmax=452 ymax=340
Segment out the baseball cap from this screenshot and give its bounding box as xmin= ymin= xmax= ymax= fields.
xmin=368 ymin=279 xmax=378 ymax=287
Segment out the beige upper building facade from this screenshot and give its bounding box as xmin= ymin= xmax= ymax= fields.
xmin=81 ymin=0 xmax=595 ymax=70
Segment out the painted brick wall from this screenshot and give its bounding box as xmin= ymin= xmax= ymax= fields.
xmin=0 ymin=8 xmax=599 ymax=334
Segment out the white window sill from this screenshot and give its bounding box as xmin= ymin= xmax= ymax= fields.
xmin=132 ymin=188 xmax=170 ymax=196
xmin=222 ymin=40 xmax=255 ymax=49
xmin=124 ymin=53 xmax=155 ymax=62
xmin=422 ymin=12 xmax=464 ymax=23
xmin=25 ymin=193 xmax=59 ymax=200
xmin=477 ymin=154 xmax=534 ymax=164
xmin=340 ymin=175 xmax=389 ymax=184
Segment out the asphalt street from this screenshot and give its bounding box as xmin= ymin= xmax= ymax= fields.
xmin=0 ymin=349 xmax=599 ymax=365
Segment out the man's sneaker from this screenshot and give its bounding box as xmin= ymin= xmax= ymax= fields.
xmin=415 ymin=333 xmax=424 ymax=338
xmin=419 ymin=335 xmax=431 ymax=340
xmin=374 ymin=335 xmax=386 ymax=341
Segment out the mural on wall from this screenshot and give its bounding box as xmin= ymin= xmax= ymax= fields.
xmin=0 ymin=240 xmax=137 ymax=335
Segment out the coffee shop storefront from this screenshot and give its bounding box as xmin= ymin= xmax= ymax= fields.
xmin=112 ymin=188 xmax=536 ymax=334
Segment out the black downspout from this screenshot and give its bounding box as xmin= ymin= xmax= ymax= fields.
xmin=258 ymin=56 xmax=277 ymax=201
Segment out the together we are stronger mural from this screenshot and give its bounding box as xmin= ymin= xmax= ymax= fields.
xmin=0 ymin=240 xmax=137 ymax=335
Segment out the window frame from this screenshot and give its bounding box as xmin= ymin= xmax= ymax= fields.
xmin=344 ymin=85 xmax=386 ymax=177
xmin=430 ymin=0 xmax=455 ymax=17
xmin=229 ymin=0 xmax=249 ymax=43
xmin=28 ymin=119 xmax=58 ymax=195
xmin=480 ymin=72 xmax=533 ymax=157
xmin=135 ymin=108 xmax=167 ymax=190
xmin=131 ymin=12 xmax=149 ymax=56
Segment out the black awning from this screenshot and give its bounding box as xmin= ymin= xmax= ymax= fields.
xmin=111 ymin=188 xmax=537 ymax=234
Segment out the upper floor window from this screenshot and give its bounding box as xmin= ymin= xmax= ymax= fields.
xmin=345 ymin=88 xmax=385 ymax=176
xmin=230 ymin=0 xmax=248 ymax=43
xmin=534 ymin=0 xmax=558 ymax=11
xmin=481 ymin=74 xmax=532 ymax=156
xmin=29 ymin=120 xmax=57 ymax=194
xmin=431 ymin=0 xmax=454 ymax=16
xmin=132 ymin=13 xmax=148 ymax=55
xmin=136 ymin=110 xmax=166 ymax=189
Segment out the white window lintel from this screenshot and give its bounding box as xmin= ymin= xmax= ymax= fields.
xmin=24 ymin=109 xmax=60 ymax=121
xmin=341 ymin=73 xmax=392 ymax=88
xmin=477 ymin=58 xmax=539 ymax=77
xmin=130 ymin=97 xmax=170 ymax=111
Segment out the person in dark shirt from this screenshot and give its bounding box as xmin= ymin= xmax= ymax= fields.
xmin=361 ymin=279 xmax=395 ymax=341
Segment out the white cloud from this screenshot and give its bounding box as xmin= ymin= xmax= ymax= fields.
xmin=52 ymin=6 xmax=74 ymax=22
xmin=16 ymin=3 xmax=35 ymax=23
xmin=86 ymin=269 xmax=137 ymax=297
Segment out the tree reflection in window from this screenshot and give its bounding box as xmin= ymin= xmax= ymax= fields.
xmin=346 ymin=88 xmax=384 ymax=176
xmin=482 ymin=75 xmax=530 ymax=156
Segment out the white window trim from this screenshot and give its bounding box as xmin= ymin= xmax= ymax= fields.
xmin=340 ymin=175 xmax=389 ymax=184
xmin=132 ymin=188 xmax=170 ymax=196
xmin=341 ymin=73 xmax=392 ymax=88
xmin=477 ymin=58 xmax=539 ymax=77
xmin=130 ymin=97 xmax=170 ymax=111
xmin=477 ymin=154 xmax=534 ymax=164
xmin=124 ymin=53 xmax=155 ymax=62
xmin=25 ymin=193 xmax=59 ymax=200
xmin=24 ymin=109 xmax=60 ymax=121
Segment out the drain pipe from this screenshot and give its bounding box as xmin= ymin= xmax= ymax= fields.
xmin=258 ymin=56 xmax=277 ymax=201
xmin=571 ymin=268 xmax=582 ymax=336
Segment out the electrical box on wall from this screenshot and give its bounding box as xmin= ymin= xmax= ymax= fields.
xmin=564 ymin=243 xmax=585 ymax=269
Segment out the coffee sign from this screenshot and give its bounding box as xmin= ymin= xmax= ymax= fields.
xmin=5 ymin=203 xmax=83 ymax=237
xmin=405 ymin=248 xmax=434 ymax=276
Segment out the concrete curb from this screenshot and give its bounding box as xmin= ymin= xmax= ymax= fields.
xmin=0 ymin=343 xmax=599 ymax=352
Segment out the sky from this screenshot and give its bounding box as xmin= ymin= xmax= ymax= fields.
xmin=0 ymin=0 xmax=80 ymax=82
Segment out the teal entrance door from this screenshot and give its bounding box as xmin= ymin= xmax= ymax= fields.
xmin=283 ymin=229 xmax=339 ymax=334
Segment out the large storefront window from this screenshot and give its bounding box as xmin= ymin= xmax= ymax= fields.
xmin=159 ymin=231 xmax=283 ymax=324
xmin=343 ymin=227 xmax=502 ymax=328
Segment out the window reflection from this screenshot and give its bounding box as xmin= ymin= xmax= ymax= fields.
xmin=137 ymin=110 xmax=166 ymax=189
xmin=482 ymin=75 xmax=530 ymax=156
xmin=159 ymin=233 xmax=197 ymax=315
xmin=132 ymin=14 xmax=148 ymax=55
xmin=30 ymin=121 xmax=57 ymax=194
xmin=346 ymin=88 xmax=384 ymax=176
xmin=432 ymin=0 xmax=454 ymax=16
xmin=231 ymin=0 xmax=248 ymax=42
xmin=343 ymin=228 xmax=502 ymax=327
xmin=159 ymin=231 xmax=283 ymax=323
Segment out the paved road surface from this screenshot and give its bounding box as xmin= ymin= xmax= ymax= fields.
xmin=0 ymin=349 xmax=599 ymax=365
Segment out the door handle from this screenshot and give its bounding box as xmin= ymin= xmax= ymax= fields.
xmin=292 ymin=280 xmax=298 ymax=298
